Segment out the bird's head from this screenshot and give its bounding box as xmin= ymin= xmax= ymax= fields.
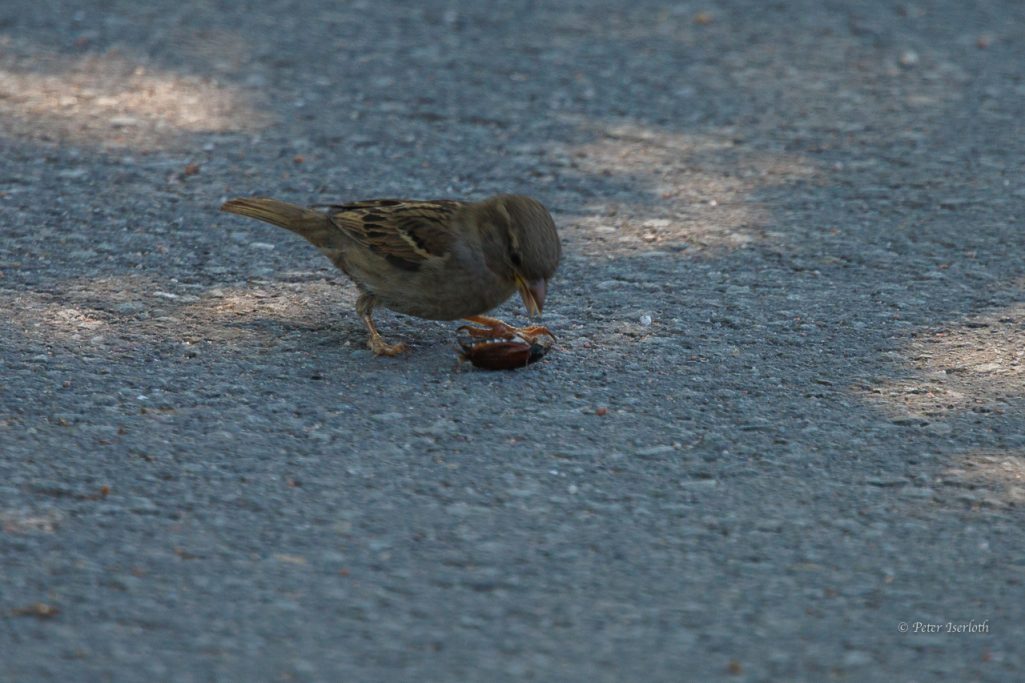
xmin=479 ymin=195 xmax=561 ymax=318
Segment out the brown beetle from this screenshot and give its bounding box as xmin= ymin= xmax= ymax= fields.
xmin=457 ymin=328 xmax=555 ymax=371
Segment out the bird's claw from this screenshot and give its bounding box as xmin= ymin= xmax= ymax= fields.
xmin=368 ymin=336 xmax=408 ymax=356
xmin=456 ymin=322 xmax=555 ymax=344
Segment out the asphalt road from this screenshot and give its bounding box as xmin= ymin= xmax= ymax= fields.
xmin=2 ymin=1 xmax=1024 ymax=681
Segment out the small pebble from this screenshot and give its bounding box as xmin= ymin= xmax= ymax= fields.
xmin=899 ymin=50 xmax=919 ymax=67
xmin=925 ymin=422 xmax=953 ymax=436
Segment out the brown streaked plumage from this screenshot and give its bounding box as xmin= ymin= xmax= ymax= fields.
xmin=219 ymin=194 xmax=560 ymax=355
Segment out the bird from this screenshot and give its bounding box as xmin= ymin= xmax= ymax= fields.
xmin=219 ymin=194 xmax=560 ymax=355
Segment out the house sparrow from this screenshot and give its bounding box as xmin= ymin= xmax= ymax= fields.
xmin=219 ymin=194 xmax=560 ymax=355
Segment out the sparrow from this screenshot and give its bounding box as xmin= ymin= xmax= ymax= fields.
xmin=219 ymin=194 xmax=560 ymax=355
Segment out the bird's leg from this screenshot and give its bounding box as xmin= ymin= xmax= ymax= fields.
xmin=362 ymin=314 xmax=408 ymax=356
xmin=460 ymin=315 xmax=515 ymax=338
xmin=356 ymin=293 xmax=407 ymax=356
xmin=458 ymin=314 xmax=555 ymax=344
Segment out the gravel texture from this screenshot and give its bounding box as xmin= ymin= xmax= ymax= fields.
xmin=1 ymin=1 xmax=1024 ymax=681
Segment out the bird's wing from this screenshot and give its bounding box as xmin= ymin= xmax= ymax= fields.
xmin=321 ymin=200 xmax=466 ymax=272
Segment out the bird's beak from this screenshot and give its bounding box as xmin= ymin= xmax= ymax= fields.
xmin=516 ymin=275 xmax=546 ymax=318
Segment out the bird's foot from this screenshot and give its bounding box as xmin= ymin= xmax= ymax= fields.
xmin=458 ymin=315 xmax=555 ymax=344
xmin=360 ymin=309 xmax=408 ymax=356
xmin=367 ymin=334 xmax=408 ymax=356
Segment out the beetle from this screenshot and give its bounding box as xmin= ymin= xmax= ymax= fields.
xmin=457 ymin=334 xmax=554 ymax=370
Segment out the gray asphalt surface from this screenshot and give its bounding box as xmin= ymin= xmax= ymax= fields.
xmin=2 ymin=1 xmax=1024 ymax=681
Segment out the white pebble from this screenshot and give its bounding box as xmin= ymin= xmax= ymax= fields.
xmin=639 ymin=314 xmax=653 ymax=326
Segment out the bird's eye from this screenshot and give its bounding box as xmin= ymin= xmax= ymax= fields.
xmin=510 ymin=252 xmax=522 ymax=266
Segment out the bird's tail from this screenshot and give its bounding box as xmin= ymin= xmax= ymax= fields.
xmin=220 ymin=197 xmax=335 ymax=249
